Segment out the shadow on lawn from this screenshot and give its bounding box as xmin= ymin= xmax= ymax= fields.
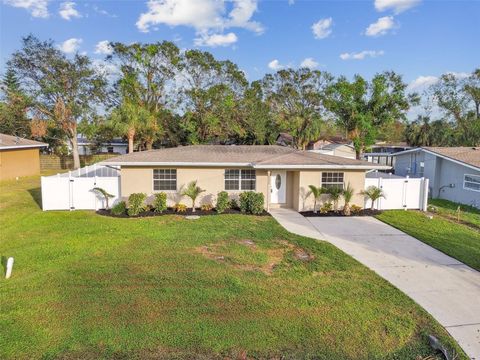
xmin=28 ymin=187 xmax=42 ymax=209
xmin=1 ymin=256 xmax=7 ymax=276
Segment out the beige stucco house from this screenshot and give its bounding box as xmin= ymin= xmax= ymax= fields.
xmin=102 ymin=145 xmax=389 ymax=212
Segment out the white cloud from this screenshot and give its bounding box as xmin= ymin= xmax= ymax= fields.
xmin=340 ymin=50 xmax=384 ymax=60
xmin=268 ymin=59 xmax=284 ymax=71
xmin=374 ymin=0 xmax=421 ymax=14
xmin=408 ymin=75 xmax=438 ymax=91
xmin=95 ymin=40 xmax=113 ymax=55
xmin=3 ymin=0 xmax=49 ymax=18
xmin=365 ymin=16 xmax=397 ymax=37
xmin=136 ymin=0 xmax=263 ymax=36
xmin=194 ymin=32 xmax=238 ymax=47
xmin=311 ymin=17 xmax=333 ymax=39
xmin=59 ymin=38 xmax=82 ymax=54
xmin=300 ymin=57 xmax=319 ymax=69
xmin=59 ymin=1 xmax=81 ymax=20
xmin=93 ymin=5 xmax=117 ymax=17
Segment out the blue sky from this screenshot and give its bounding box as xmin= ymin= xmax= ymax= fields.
xmin=0 ymin=0 xmax=478 ymax=90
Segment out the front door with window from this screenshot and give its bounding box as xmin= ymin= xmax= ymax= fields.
xmin=270 ymin=170 xmax=286 ymax=203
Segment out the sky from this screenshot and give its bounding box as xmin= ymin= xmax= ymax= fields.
xmin=0 ymin=0 xmax=479 ymax=103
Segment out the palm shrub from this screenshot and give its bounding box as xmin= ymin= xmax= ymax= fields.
xmin=342 ymin=183 xmax=355 ymax=216
xmin=127 ymin=193 xmax=147 ymax=216
xmin=152 ymin=192 xmax=167 ymax=213
xmin=308 ymin=185 xmax=325 ymax=213
xmin=216 ymin=191 xmax=230 ymax=214
xmin=181 ymin=181 xmax=205 ymax=213
xmin=361 ymin=186 xmax=386 ymax=210
xmin=93 ymin=187 xmax=114 ymax=209
xmin=327 ymin=187 xmax=343 ymax=212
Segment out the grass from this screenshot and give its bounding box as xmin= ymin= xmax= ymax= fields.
xmin=376 ymin=199 xmax=480 ymax=271
xmin=0 ymin=176 xmax=466 ymax=359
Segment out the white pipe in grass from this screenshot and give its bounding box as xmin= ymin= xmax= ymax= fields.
xmin=5 ymin=257 xmax=14 ymax=279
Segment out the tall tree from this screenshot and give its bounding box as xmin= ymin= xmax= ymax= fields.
xmin=9 ymin=35 xmax=107 ymax=168
xmin=261 ymin=68 xmax=333 ymax=149
xmin=326 ymin=71 xmax=418 ymax=159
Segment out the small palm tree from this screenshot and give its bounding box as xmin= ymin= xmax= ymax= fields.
xmin=181 ymin=181 xmax=205 ymax=213
xmin=308 ymin=185 xmax=325 ymax=213
xmin=93 ymin=187 xmax=115 ymax=209
xmin=361 ymin=186 xmax=386 ymax=210
xmin=342 ymin=183 xmax=354 ymax=216
xmin=327 ymin=187 xmax=343 ymax=212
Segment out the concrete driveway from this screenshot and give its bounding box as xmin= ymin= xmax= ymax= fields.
xmin=270 ymin=208 xmax=480 ymax=359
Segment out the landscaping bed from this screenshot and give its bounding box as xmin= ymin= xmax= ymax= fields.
xmin=301 ymin=209 xmax=381 ymax=217
xmin=97 ymin=207 xmax=270 ymax=218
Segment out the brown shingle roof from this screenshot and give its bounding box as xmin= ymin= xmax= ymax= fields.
xmin=102 ymin=145 xmax=388 ymax=170
xmin=0 ymin=133 xmax=47 ymax=150
xmin=424 ymin=147 xmax=480 ymax=169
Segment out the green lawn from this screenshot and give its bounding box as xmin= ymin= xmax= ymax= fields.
xmin=0 ymin=176 xmax=465 ymax=359
xmin=376 ymin=200 xmax=480 ymax=272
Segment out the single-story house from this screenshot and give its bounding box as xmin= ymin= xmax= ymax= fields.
xmin=101 ymin=145 xmax=389 ymax=211
xmin=73 ymin=135 xmax=128 ymax=155
xmin=309 ymin=143 xmax=356 ymax=159
xmin=393 ymin=147 xmax=480 ymax=208
xmin=0 ymin=133 xmax=48 ymax=181
xmin=363 ymin=142 xmax=412 ymax=168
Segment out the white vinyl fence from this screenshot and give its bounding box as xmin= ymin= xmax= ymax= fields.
xmin=41 ymin=164 xmax=120 ymax=211
xmin=365 ymin=175 xmax=429 ymax=211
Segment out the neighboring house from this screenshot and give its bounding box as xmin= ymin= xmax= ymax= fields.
xmin=309 ymin=143 xmax=356 ymax=159
xmin=276 ymin=133 xmax=355 ymax=158
xmin=73 ymin=136 xmax=128 ymax=156
xmin=0 ymin=133 xmax=48 ymax=181
xmin=363 ymin=142 xmax=412 ymax=168
xmin=102 ymin=145 xmax=389 ymax=212
xmin=393 ymin=147 xmax=480 ymax=208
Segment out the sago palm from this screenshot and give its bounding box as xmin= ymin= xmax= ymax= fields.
xmin=308 ymin=185 xmax=324 ymax=213
xmin=181 ymin=181 xmax=205 ymax=213
xmin=361 ymin=186 xmax=386 ymax=210
xmin=327 ymin=187 xmax=343 ymax=212
xmin=342 ymin=183 xmax=354 ymax=216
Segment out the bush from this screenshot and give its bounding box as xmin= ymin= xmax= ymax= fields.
xmin=201 ymin=203 xmax=213 ymax=211
xmin=127 ymin=193 xmax=147 ymax=216
xmin=239 ymin=192 xmax=264 ymax=215
xmin=153 ymin=192 xmax=167 ymax=213
xmin=216 ymin=191 xmax=230 ymax=214
xmin=111 ymin=201 xmax=126 ymax=216
xmin=229 ymin=198 xmax=239 ymax=209
xmin=319 ymin=201 xmax=333 ymax=214
xmin=350 ymin=204 xmax=363 ymax=215
xmin=174 ymin=203 xmax=187 ymax=213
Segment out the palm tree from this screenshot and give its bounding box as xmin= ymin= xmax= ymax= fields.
xmin=342 ymin=183 xmax=354 ymax=216
xmin=181 ymin=181 xmax=205 ymax=213
xmin=308 ymin=185 xmax=325 ymax=213
xmin=93 ymin=187 xmax=115 ymax=209
xmin=361 ymin=186 xmax=386 ymax=210
xmin=327 ymin=187 xmax=343 ymax=212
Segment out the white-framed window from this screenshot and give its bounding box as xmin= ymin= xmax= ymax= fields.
xmin=464 ymin=174 xmax=480 ymax=192
xmin=322 ymin=172 xmax=344 ymax=190
xmin=224 ymin=169 xmax=256 ymax=191
xmin=153 ymin=169 xmax=177 ymax=191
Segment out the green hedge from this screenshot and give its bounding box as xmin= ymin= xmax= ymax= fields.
xmin=239 ymin=192 xmax=264 ymax=215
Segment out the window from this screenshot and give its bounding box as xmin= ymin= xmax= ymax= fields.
xmin=464 ymin=174 xmax=480 ymax=192
xmin=322 ymin=172 xmax=344 ymax=190
xmin=107 ymin=146 xmax=114 ymax=153
xmin=224 ymin=169 xmax=256 ymax=191
xmin=153 ymin=169 xmax=177 ymax=191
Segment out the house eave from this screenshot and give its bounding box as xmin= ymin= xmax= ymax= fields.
xmin=393 ymin=148 xmax=480 ymax=172
xmin=253 ymin=164 xmax=391 ymax=170
xmin=0 ymin=144 xmax=48 ymax=150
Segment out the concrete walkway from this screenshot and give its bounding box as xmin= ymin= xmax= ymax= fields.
xmin=270 ymin=208 xmax=480 ymax=359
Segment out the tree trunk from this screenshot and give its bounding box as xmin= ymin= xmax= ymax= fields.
xmin=70 ymin=134 xmax=81 ymax=169
xmin=355 ymin=148 xmax=361 ymax=160
xmin=146 ymin=139 xmax=153 ymax=150
xmin=127 ymin=128 xmax=135 ymax=154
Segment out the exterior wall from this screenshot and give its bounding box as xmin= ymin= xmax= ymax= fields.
xmin=78 ymin=144 xmax=127 ymax=156
xmin=120 ymin=166 xmax=269 ymax=208
xmin=333 ymin=145 xmax=356 ymax=159
xmin=294 ymin=170 xmax=366 ymax=211
xmin=0 ymin=148 xmax=41 ymax=181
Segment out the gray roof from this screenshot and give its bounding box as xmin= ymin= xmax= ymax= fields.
xmin=101 ymin=145 xmax=390 ymax=170
xmin=0 ymin=133 xmax=48 ymax=150
xmin=394 ymin=146 xmax=480 ymax=170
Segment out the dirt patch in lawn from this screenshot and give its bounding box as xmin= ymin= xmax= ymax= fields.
xmin=195 ymin=239 xmax=314 ymax=275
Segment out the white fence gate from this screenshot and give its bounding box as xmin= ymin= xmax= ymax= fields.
xmin=41 ymin=165 xmax=120 ymax=211
xmin=365 ymin=176 xmax=429 ymax=211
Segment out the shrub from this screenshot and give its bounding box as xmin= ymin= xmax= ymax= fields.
xmin=360 ymin=186 xmax=386 ymax=210
xmin=350 ymin=204 xmax=363 ymax=215
xmin=239 ymin=191 xmax=265 ymax=215
xmin=319 ymin=201 xmax=333 ymax=214
xmin=201 ymin=203 xmax=213 ymax=211
xmin=174 ymin=203 xmax=187 ymax=213
xmin=229 ymin=198 xmax=239 ymax=210
xmin=216 ymin=191 xmax=230 ymax=214
xmin=127 ymin=193 xmax=147 ymax=216
xmin=111 ymin=201 xmax=126 ymax=216
xmin=181 ymin=180 xmax=205 ymax=213
xmin=153 ymin=192 xmax=167 ymax=213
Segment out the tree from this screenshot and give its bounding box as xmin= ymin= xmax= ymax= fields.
xmin=342 ymin=183 xmax=355 ymax=216
xmin=361 ymin=186 xmax=386 ymax=210
xmin=181 ymin=181 xmax=205 ymax=212
xmin=93 ymin=187 xmax=114 ymax=209
xmin=326 ymin=72 xmax=418 ymax=159
xmin=9 ymin=35 xmax=107 ymax=168
xmin=261 ymin=68 xmax=333 ymax=149
xmin=308 ymin=185 xmax=325 ymax=213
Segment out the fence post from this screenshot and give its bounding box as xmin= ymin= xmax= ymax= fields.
xmin=422 ymin=178 xmax=429 ymax=211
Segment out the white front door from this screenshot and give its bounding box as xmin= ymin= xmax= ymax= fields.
xmin=270 ymin=171 xmax=287 ymax=204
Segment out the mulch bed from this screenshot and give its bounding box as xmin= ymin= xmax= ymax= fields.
xmin=97 ymin=208 xmax=270 ymax=218
xmin=300 ymin=209 xmax=382 ymax=217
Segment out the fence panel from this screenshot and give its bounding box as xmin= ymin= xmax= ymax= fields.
xmin=365 ymin=177 xmax=429 ymax=210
